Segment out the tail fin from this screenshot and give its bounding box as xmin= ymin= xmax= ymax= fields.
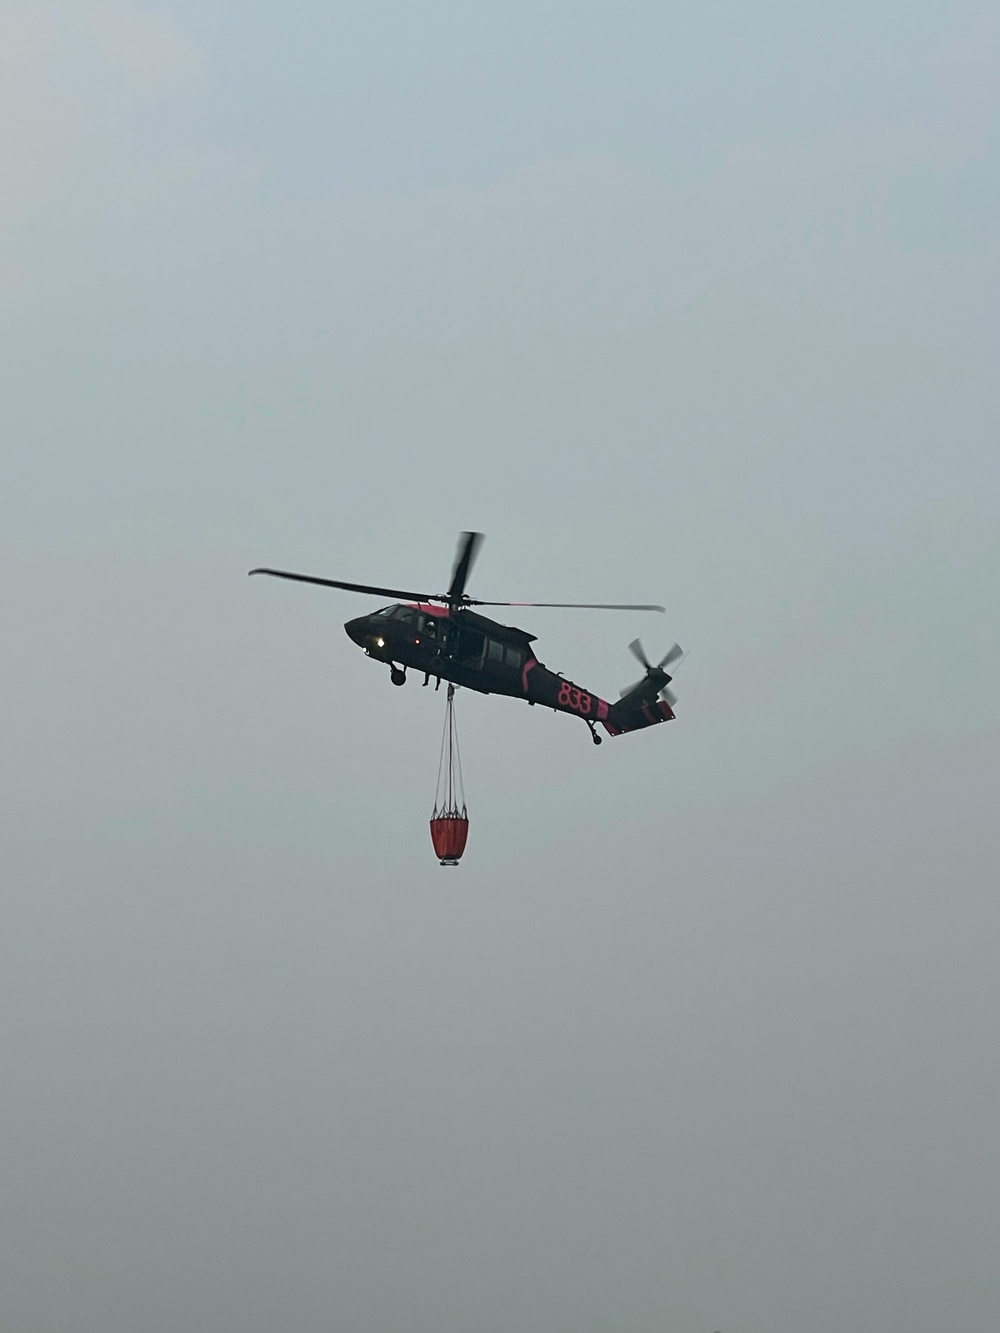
xmin=603 ymin=685 xmax=675 ymax=735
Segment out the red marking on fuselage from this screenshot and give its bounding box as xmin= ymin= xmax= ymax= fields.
xmin=522 ymin=658 xmax=538 ymax=694
xmin=596 ymin=698 xmax=609 ymax=721
xmin=410 ymin=603 xmax=450 ymax=618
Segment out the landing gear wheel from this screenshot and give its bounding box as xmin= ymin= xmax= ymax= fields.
xmin=390 ymin=667 xmax=406 ymax=686
xmin=587 ymin=721 xmax=603 ymax=745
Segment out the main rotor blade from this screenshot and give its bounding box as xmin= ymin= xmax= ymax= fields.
xmin=448 ymin=531 xmax=484 ymax=604
xmin=249 ymin=569 xmax=435 ymax=601
xmin=472 ymin=601 xmax=665 ymax=612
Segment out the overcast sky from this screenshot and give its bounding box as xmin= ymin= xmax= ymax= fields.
xmin=2 ymin=3 xmax=999 ymax=1331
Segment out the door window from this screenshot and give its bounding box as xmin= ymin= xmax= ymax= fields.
xmin=455 ymin=629 xmax=485 ymax=664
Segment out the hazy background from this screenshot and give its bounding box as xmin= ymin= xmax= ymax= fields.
xmin=3 ymin=3 xmax=999 ymax=1330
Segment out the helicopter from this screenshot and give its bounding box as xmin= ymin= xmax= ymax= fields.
xmin=249 ymin=532 xmax=682 ymax=745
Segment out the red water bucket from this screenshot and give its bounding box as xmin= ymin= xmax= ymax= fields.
xmin=430 ymin=813 xmax=469 ymax=866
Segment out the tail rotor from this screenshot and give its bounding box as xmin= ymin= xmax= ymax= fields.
xmin=621 ymin=639 xmax=684 ymax=706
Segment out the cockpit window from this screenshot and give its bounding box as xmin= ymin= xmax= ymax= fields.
xmin=395 ymin=606 xmax=415 ymax=623
xmin=376 ymin=606 xmax=396 ymax=616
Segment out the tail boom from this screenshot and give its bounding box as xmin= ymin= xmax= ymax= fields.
xmin=520 ymin=658 xmax=675 ymax=736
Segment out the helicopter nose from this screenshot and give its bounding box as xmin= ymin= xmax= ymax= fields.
xmin=345 ymin=616 xmax=368 ymax=646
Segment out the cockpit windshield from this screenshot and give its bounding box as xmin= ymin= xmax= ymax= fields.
xmin=376 ymin=606 xmax=397 ymax=616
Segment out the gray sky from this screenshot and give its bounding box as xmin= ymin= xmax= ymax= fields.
xmin=3 ymin=3 xmax=999 ymax=1330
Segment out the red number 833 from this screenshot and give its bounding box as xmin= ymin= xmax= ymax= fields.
xmin=557 ymin=681 xmax=591 ymax=714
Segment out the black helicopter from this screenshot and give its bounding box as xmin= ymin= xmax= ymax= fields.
xmin=250 ymin=532 xmax=682 ymax=744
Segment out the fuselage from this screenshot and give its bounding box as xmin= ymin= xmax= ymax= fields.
xmin=346 ymin=602 xmax=564 ymax=699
